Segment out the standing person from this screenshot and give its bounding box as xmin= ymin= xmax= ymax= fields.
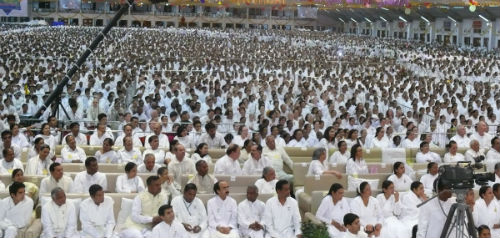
xmin=263 ymin=179 xmax=302 ymax=238
xmin=417 ymin=179 xmax=453 ymax=238
xmin=207 ymin=181 xmax=240 ymax=238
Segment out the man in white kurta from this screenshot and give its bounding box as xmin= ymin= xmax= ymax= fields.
xmin=79 ymin=184 xmax=116 ymax=238
xmin=237 ymin=186 xmax=266 ymax=238
xmin=263 ymin=180 xmax=302 ymax=238
xmin=72 ymin=157 xmax=108 ymax=193
xmin=470 ymin=121 xmax=493 ymax=150
xmin=143 ymin=136 xmax=166 ymax=165
xmin=0 ymin=182 xmax=34 ymax=238
xmin=149 ymin=205 xmax=189 ymax=238
xmin=188 ymin=160 xmax=217 ymax=194
xmin=138 ymin=154 xmax=160 ymax=174
xmin=119 ymin=137 xmax=143 ymax=165
xmin=25 ymin=145 xmax=52 ymax=176
xmin=0 ymin=148 xmax=23 ymax=174
xmin=214 ymin=145 xmax=242 ymax=176
xmin=207 ymin=181 xmax=240 ymax=238
xmin=121 ymin=176 xmax=170 ymax=238
xmin=242 ymin=144 xmax=272 ymax=176
xmin=262 ymin=136 xmax=294 ymax=181
xmin=168 ymin=144 xmax=196 ymax=185
xmin=39 ymin=162 xmax=74 ymax=195
xmin=61 ymin=135 xmax=87 ymax=163
xmin=145 ymin=123 xmax=170 ymax=150
xmin=171 ymin=183 xmax=208 ymax=238
xmin=41 ymin=188 xmax=78 ymax=238
xmin=417 ymin=182 xmax=453 ymax=238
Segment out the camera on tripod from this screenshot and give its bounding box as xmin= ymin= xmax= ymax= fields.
xmin=438 ymin=161 xmax=495 ymax=190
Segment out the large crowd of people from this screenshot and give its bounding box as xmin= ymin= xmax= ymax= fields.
xmin=1 ymin=24 xmax=500 ymax=238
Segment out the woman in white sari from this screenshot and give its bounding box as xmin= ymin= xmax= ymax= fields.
xmin=315 ymin=183 xmax=350 ymax=238
xmin=400 ymin=181 xmax=428 ymax=236
xmin=376 ymin=180 xmax=406 ymax=238
xmin=350 ymin=182 xmax=383 ymax=237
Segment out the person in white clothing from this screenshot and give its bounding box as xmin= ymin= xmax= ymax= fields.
xmin=465 ymin=140 xmax=486 ymax=163
xmin=39 ymin=163 xmax=74 ymax=195
xmin=237 ymin=185 xmax=266 ymax=238
xmin=242 ymin=144 xmax=272 ymax=176
xmin=315 ymin=183 xmax=350 ymax=238
xmin=25 ymin=144 xmax=52 ymax=176
xmin=415 ymin=142 xmax=441 ymax=163
xmin=419 ymin=162 xmax=438 ymax=196
xmin=143 ymin=136 xmax=167 ymax=165
xmin=262 ymin=135 xmax=294 ymax=181
xmin=171 ymin=183 xmax=208 ymax=238
xmin=145 ymin=122 xmax=170 ymax=150
xmin=157 ymin=167 xmax=181 ymax=196
xmin=263 ymin=179 xmax=302 ymax=238
xmin=94 ymin=138 xmax=121 ymax=164
xmin=485 ymin=137 xmax=500 ymax=167
xmin=114 ymin=124 xmax=143 ymax=148
xmin=79 ymin=184 xmax=117 ymax=238
xmin=329 ymin=141 xmax=350 ymax=165
xmin=191 ymin=143 xmax=213 ymax=166
xmin=41 ymin=187 xmax=78 ymax=238
xmin=72 ymin=157 xmax=108 ymax=193
xmin=370 ymin=127 xmax=390 ymax=149
xmin=0 ymin=182 xmax=34 ymax=238
xmin=417 ymin=179 xmax=453 ymax=238
xmin=450 ymin=125 xmax=471 ymax=148
xmin=168 ymin=144 xmax=196 ymax=185
xmin=206 ymin=180 xmax=240 ymax=238
xmin=89 ymin=123 xmax=114 ymax=146
xmin=149 ymin=204 xmax=190 ymax=238
xmin=387 ymin=162 xmax=412 ymax=191
xmin=62 ymin=123 xmax=88 ymax=146
xmin=470 ymin=121 xmax=493 ymax=150
xmin=307 ymin=148 xmax=342 ymax=178
xmin=254 ymin=167 xmax=278 ymax=195
xmin=214 ymin=144 xmax=242 ymax=176
xmin=401 ymin=130 xmax=420 ymax=149
xmin=443 ymin=141 xmax=465 ymax=163
xmin=119 ymin=136 xmax=143 ymax=165
xmin=473 ymin=186 xmax=500 ymax=238
xmin=343 ymin=213 xmax=371 ymax=238
xmin=400 ymin=181 xmax=428 ymax=233
xmin=350 ymin=182 xmax=383 ymax=237
xmin=376 ymin=180 xmax=407 ymax=238
xmin=137 ymin=154 xmax=161 ymax=174
xmin=116 ymin=162 xmax=146 ymax=193
xmin=0 ymin=148 xmax=23 ymax=174
xmin=61 ymin=135 xmax=87 ymax=163
xmin=346 ymin=144 xmax=368 ymax=176
xmin=188 ymin=160 xmax=217 ymax=194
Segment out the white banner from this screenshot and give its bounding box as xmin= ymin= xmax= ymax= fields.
xmin=0 ymin=0 xmax=28 ymax=17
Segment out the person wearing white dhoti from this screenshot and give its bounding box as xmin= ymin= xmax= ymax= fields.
xmin=387 ymin=162 xmax=412 ymax=191
xmin=171 ymin=183 xmax=208 ymax=238
xmin=95 ymin=138 xmax=121 ymax=164
xmin=149 ymin=204 xmax=189 ymax=238
xmin=350 ymin=182 xmax=383 ymax=237
xmin=473 ymin=186 xmax=500 ymax=238
xmin=39 ymin=162 xmax=74 ymax=195
xmin=0 ymin=148 xmax=23 ymax=174
xmin=263 ymin=179 xmax=302 ymax=238
xmin=419 ymin=162 xmax=438 ymax=196
xmin=207 ymin=181 xmax=240 ymax=238
xmin=415 ymin=142 xmax=441 ymax=163
xmin=417 ymin=180 xmax=453 ymax=238
xmin=214 ymin=144 xmax=242 ymax=176
xmin=41 ymin=187 xmax=79 ymax=238
xmin=119 ymin=137 xmax=143 ymax=165
xmin=61 ymin=135 xmax=87 ymax=163
xmin=168 ymin=144 xmax=196 ymax=185
xmin=0 ymin=182 xmax=34 ymax=238
xmin=188 ymin=160 xmax=217 ymax=194
xmin=80 ymin=184 xmax=117 ymax=238
xmin=262 ymin=136 xmax=294 ymax=181
xmin=25 ymin=144 xmax=52 ymax=176
xmin=116 ymin=162 xmax=146 ymax=193
xmin=254 ymin=167 xmax=277 ymax=195
xmin=346 ymin=145 xmax=369 ymax=175
xmin=376 ymin=180 xmax=407 ymax=238
xmin=315 ymin=183 xmax=350 ymax=238
xmin=72 ymin=157 xmax=108 ymax=193
xmin=242 ymin=144 xmax=272 ymax=176
xmin=238 ymin=186 xmax=266 ymax=238
xmin=143 ymin=136 xmax=167 ymax=165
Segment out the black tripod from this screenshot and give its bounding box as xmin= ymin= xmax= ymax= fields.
xmin=440 ymin=189 xmax=477 ymax=238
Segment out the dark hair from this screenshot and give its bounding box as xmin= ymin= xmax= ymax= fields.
xmin=103 ymin=138 xmax=114 ymax=146
xmin=375 ymin=127 xmax=384 ymax=137
xmin=393 ymin=161 xmax=404 ymax=174
xmin=124 ymin=162 xmax=137 ymax=173
xmin=477 ymin=225 xmax=490 ymax=235
xmin=382 ymin=180 xmax=393 ymax=190
xmin=9 ymin=181 xmax=25 ymax=195
xmin=411 ymin=181 xmax=422 ymax=192
xmin=49 ymin=162 xmax=61 ymax=172
xmin=205 ymin=122 xmax=216 ymax=131
xmin=276 ymin=179 xmax=289 ymax=192
xmin=158 ymin=204 xmax=173 ymax=216
xmin=11 ymin=168 xmax=23 ymax=179
xmin=343 ymin=213 xmax=359 ymax=226
xmin=85 ymin=157 xmax=97 ymax=167
xmin=337 ymin=140 xmax=347 ymax=149
xmin=493 ymin=183 xmax=500 ymax=193
xmin=89 ymin=184 xmax=103 ymax=196
xmin=184 ymin=183 xmax=197 ymax=193
xmin=226 ymin=144 xmax=239 ymax=155
xmin=479 ymin=185 xmax=491 ymax=199
xmin=419 ymin=141 xmax=429 ymax=150
xmin=34 ymin=137 xmax=44 ymax=146
xmin=427 ymin=162 xmax=437 ymax=173
xmin=1 ymin=130 xmax=12 ymax=138
xmin=194 ymin=143 xmax=208 ymax=157
xmin=213 ymin=181 xmax=222 ymax=194
xmin=148 ymin=135 xmax=158 ymax=144
xmin=146 ymin=175 xmax=160 ymax=186
xmin=97 ymin=113 xmax=107 ymax=122
xmin=323 ymin=126 xmax=335 ymax=142
xmin=350 ymin=144 xmax=362 ymax=160
xmin=69 ymin=122 xmax=79 ymax=129
xmin=357 ymin=181 xmax=369 ymax=196
xmin=492 ymin=136 xmax=499 ymax=147
xmin=176 ymin=124 xmax=187 ymax=137
xmin=40 ymin=144 xmax=50 ymax=151
xmin=327 ymin=183 xmax=343 ymax=196
xmin=157 ymin=167 xmax=168 ymax=176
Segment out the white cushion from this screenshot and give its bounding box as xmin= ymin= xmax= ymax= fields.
xmin=347 ymin=176 xmax=379 ymax=192
xmin=117 ymin=197 xmax=133 ymax=225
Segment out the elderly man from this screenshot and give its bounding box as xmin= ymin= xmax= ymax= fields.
xmin=171 ymin=183 xmax=208 ymax=238
xmin=0 ymin=182 xmax=34 ymax=238
xmin=238 ymin=185 xmax=266 ymax=238
xmin=262 ymin=135 xmax=294 ymax=181
xmin=214 ymin=144 xmax=242 ymax=176
xmin=464 ymin=139 xmax=486 ymax=163
xmin=61 ymin=135 xmax=87 ymax=163
xmin=188 ymin=160 xmax=217 ymax=194
xmin=25 ymin=144 xmax=52 ymax=176
xmin=79 ymin=184 xmax=116 ymax=238
xmin=72 ymin=157 xmax=108 ymax=193
xmin=137 ymin=154 xmax=160 ymax=174
xmin=242 ymin=144 xmax=272 ymax=176
xmin=0 ymin=148 xmax=23 ymax=174
xmin=145 ymin=122 xmax=170 ymax=150
xmin=41 ymin=187 xmax=78 ymax=238
xmin=143 ymin=136 xmax=166 ymax=165
xmin=263 ymin=180 xmax=302 ymax=238
xmin=470 ymin=121 xmax=493 ymax=150
xmin=168 ymin=144 xmax=196 ymax=185
xmin=114 ymin=124 xmax=143 ymax=148
xmin=450 ymin=125 xmax=471 ymax=148
xmin=207 ymin=181 xmax=240 ymax=238
xmin=254 ymin=167 xmax=278 ymax=195
xmin=39 ymin=162 xmax=74 ymax=195
xmin=118 ymin=136 xmax=143 ymax=165
xmin=121 ymin=176 xmax=170 ymax=238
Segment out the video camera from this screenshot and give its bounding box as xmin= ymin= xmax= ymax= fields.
xmin=438 ymin=161 xmax=495 ymax=190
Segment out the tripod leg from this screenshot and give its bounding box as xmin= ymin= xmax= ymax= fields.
xmin=465 ymin=207 xmax=478 ymax=238
xmin=441 ymin=204 xmax=458 ymax=238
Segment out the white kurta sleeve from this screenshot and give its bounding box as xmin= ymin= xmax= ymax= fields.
xmin=197 ymin=199 xmax=208 ymax=230
xmin=292 ymin=201 xmax=302 ymax=236
xmin=131 ymin=195 xmax=153 ymax=224
xmin=105 ymin=200 xmax=116 ymax=238
xmin=41 ymin=205 xmax=55 ymax=238
xmin=80 ymin=204 xmax=103 ymax=238
xmin=115 ymin=175 xmax=130 ymax=193
xmin=64 ymin=203 xmax=78 ymax=238
xmin=315 ymin=197 xmax=332 ymax=224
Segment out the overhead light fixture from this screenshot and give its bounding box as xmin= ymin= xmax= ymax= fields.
xmin=351 ymin=18 xmax=358 ymax=23
xmin=447 ymin=16 xmax=457 ymax=23
xmin=365 ymin=17 xmax=372 ymax=23
xmin=420 ymin=16 xmax=430 ymax=23
xmin=399 ymin=16 xmax=407 ymax=23
xmin=478 ymin=14 xmax=490 ymax=22
xmin=338 ymin=17 xmax=345 ymax=23
xmin=379 ymin=16 xmax=388 ymax=22
xmin=380 ymin=7 xmax=389 ymax=11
